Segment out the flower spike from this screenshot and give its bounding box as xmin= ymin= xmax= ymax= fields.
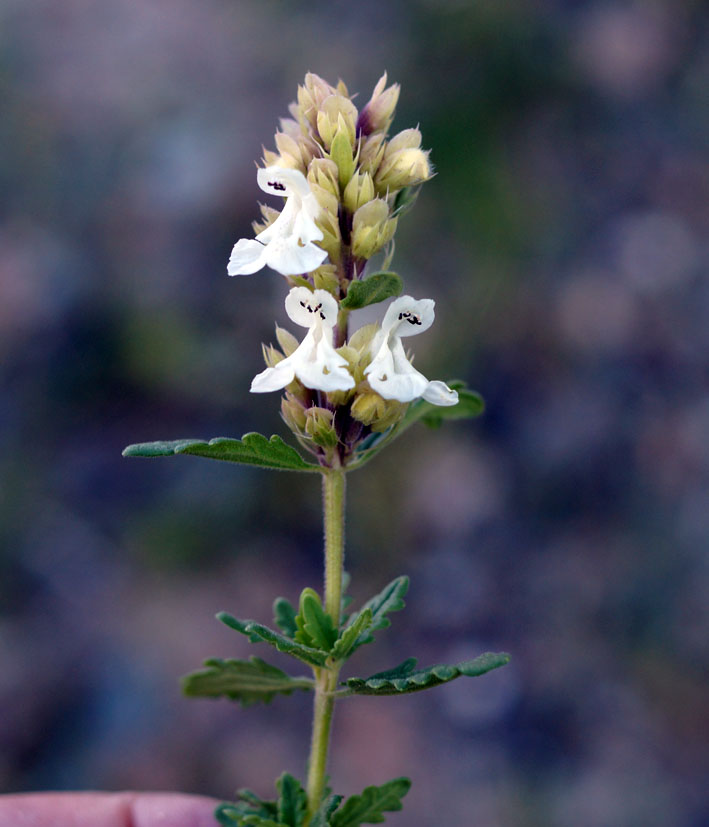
xmin=227 ymin=167 xmax=328 ymax=277
xmin=251 ymin=287 xmax=355 ymax=394
xmin=365 ymin=296 xmax=459 ymax=406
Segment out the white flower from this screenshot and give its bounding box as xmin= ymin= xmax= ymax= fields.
xmin=365 ymin=296 xmax=459 ymax=405
xmin=227 ymin=167 xmax=328 ymax=277
xmin=251 ymin=287 xmax=355 ymax=393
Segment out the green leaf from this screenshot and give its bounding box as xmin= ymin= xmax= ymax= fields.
xmin=181 ymin=657 xmax=313 ymax=706
xmin=294 ymin=588 xmax=338 ymax=651
xmin=330 ymin=608 xmax=372 ymax=662
xmin=343 ymin=652 xmax=510 ymax=696
xmin=122 ymin=433 xmax=320 ymax=473
xmin=236 ymin=790 xmax=279 ymax=817
xmin=309 ymin=795 xmax=343 ymax=827
xmin=340 ymin=272 xmax=403 ymax=310
xmin=405 ymin=386 xmax=485 ymax=430
xmin=215 ymin=804 xmax=284 ymax=827
xmin=349 ymin=576 xmax=409 ymax=652
xmin=277 ymin=773 xmax=307 ymax=827
xmin=330 ymin=778 xmax=411 ymax=827
xmin=274 ymin=597 xmax=298 ymax=638
xmin=218 ymin=612 xmax=329 ymax=668
xmin=348 ymin=384 xmax=484 ymax=471
xmin=391 ymin=185 xmax=421 ymax=219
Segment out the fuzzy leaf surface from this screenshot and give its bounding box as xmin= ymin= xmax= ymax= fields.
xmin=273 ymin=597 xmax=298 ymax=638
xmin=181 ymin=657 xmax=313 ymax=706
xmin=294 ymin=588 xmax=338 ymax=651
xmin=340 ymin=272 xmax=403 ymax=309
xmin=330 ymin=609 xmax=372 ymax=662
xmin=343 ymin=652 xmax=510 ymax=696
xmin=277 ymin=773 xmax=307 ymax=827
xmin=122 ymin=433 xmax=319 ymax=472
xmin=309 ymin=795 xmax=344 ymax=827
xmin=330 ymin=778 xmax=411 ymax=826
xmin=215 ymin=804 xmax=284 ymax=827
xmin=218 ymin=612 xmax=328 ymax=667
xmin=349 ymin=576 xmax=409 ymax=652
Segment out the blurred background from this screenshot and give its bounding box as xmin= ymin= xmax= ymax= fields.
xmin=1 ymin=1 xmax=708 ymax=825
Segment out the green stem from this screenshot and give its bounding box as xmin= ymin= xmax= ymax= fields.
xmin=305 ymin=469 xmax=346 ymax=823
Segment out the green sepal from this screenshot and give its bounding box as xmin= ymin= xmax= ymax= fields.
xmin=276 ymin=773 xmax=307 ymax=827
xmin=340 ymin=272 xmax=403 ymax=310
xmin=181 ymin=656 xmax=313 ymax=706
xmin=288 ymin=276 xmax=314 ymax=292
xmin=294 ymin=588 xmax=338 ymax=652
xmin=330 ymin=130 xmax=355 ymax=188
xmin=218 ymin=612 xmax=329 ymax=668
xmin=343 ymin=652 xmax=510 ymax=696
xmin=330 ymin=778 xmax=411 ymax=827
xmin=274 ymin=597 xmax=298 ymax=638
xmin=349 ymin=384 xmax=484 ymax=470
xmin=348 ymin=576 xmax=409 ymax=653
xmin=309 ymin=795 xmax=344 ymax=827
xmin=122 ymin=433 xmax=320 ymax=473
xmin=330 ymin=608 xmax=372 ymax=662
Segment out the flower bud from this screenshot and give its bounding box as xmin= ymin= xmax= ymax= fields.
xmin=281 ymin=392 xmax=307 ymax=432
xmin=316 ymin=95 xmax=357 ymax=150
xmin=307 ymin=159 xmax=340 ymax=199
xmin=305 ymin=406 xmax=338 ymax=448
xmin=350 ymin=391 xmax=406 ymax=431
xmin=261 ymin=343 xmax=283 ymax=369
xmin=375 ymin=147 xmax=431 ymax=193
xmin=343 ymin=171 xmax=375 ymax=213
xmin=351 ymin=199 xmax=398 ymax=259
xmin=356 ymin=72 xmax=400 ymax=136
xmin=297 ymin=73 xmax=338 ymax=128
xmin=358 ymin=133 xmax=387 ymax=176
xmin=312 ymin=263 xmax=340 ymax=294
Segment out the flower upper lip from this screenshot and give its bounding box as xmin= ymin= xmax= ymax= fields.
xmin=227 ymin=167 xmax=328 ymax=277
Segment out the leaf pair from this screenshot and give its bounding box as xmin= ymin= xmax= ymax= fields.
xmin=215 ymin=775 xmax=410 ymax=827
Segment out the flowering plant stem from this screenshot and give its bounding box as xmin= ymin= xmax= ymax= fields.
xmin=305 ymin=469 xmax=346 ymax=822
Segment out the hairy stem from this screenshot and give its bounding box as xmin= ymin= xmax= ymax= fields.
xmin=305 ymin=469 xmax=346 ymax=822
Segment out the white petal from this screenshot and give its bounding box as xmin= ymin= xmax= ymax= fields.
xmin=285 ymin=288 xmax=339 ymax=328
xmin=296 ymin=357 xmax=354 ymax=392
xmin=250 ymin=361 xmax=295 ymax=393
xmin=227 ymin=238 xmax=267 ymax=275
xmin=365 ymin=339 xmax=429 ymax=402
xmin=382 ymin=296 xmax=435 ymax=338
xmin=256 ymin=197 xmax=298 ymax=244
xmin=257 ymin=166 xmax=311 ymax=199
xmin=264 ymin=236 xmax=327 ymax=276
xmin=422 ymin=380 xmax=459 ymax=406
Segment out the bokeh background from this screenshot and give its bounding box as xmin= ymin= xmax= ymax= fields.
xmin=1 ymin=1 xmax=708 ymax=825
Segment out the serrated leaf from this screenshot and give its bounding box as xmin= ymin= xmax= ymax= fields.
xmin=349 ymin=576 xmax=409 ymax=652
xmin=343 ymin=652 xmax=510 ymax=696
xmin=309 ymin=795 xmax=343 ymax=827
xmin=277 ymin=773 xmax=307 ymax=827
xmin=181 ymin=656 xmax=313 ymax=706
xmin=349 ymin=384 xmax=484 ymax=471
xmin=340 ymin=272 xmax=403 ymax=310
xmin=330 ymin=608 xmax=372 ymax=661
xmin=216 ymin=804 xmax=284 ymax=826
xmin=295 ymin=588 xmax=337 ymax=651
xmin=330 ymin=778 xmax=411 ymax=827
xmin=122 ymin=433 xmax=320 ymax=472
xmin=274 ymin=597 xmax=298 ymax=638
xmin=237 ymin=790 xmax=279 ymax=817
xmin=217 ymin=612 xmax=329 ymax=667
